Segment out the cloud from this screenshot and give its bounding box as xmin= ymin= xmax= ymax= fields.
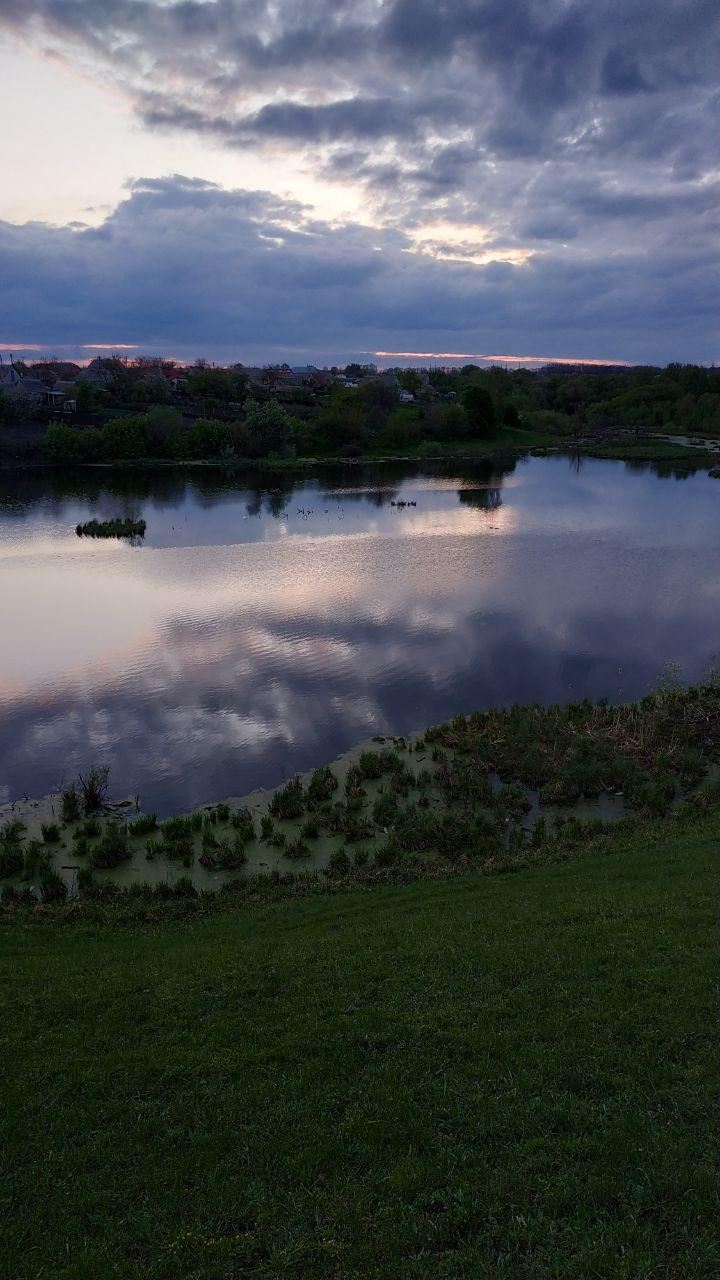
xmin=0 ymin=173 xmax=717 ymax=363
xmin=0 ymin=2 xmax=718 ymax=359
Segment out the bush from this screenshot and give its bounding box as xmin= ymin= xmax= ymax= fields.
xmin=78 ymin=765 xmax=110 ymax=814
xmin=214 ymin=837 xmax=247 ymax=871
xmin=39 ymin=868 xmax=67 ymax=902
xmin=0 ymin=819 xmax=26 ymax=846
xmin=60 ymin=786 xmax=81 ymax=824
xmin=268 ymin=777 xmax=305 ymax=820
xmin=0 ymin=846 xmax=23 ymax=878
xmin=41 ymin=822 xmax=61 ymax=844
xmin=230 ymin=808 xmax=256 ymax=841
xmin=307 ymin=766 xmax=338 ymax=805
xmin=128 ymin=813 xmax=157 ymax=837
xmin=285 ymin=838 xmax=311 ymax=861
xmin=90 ymin=823 xmax=131 ymax=869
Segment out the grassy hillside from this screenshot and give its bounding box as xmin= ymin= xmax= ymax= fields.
xmin=1 ymin=818 xmax=717 ymax=1279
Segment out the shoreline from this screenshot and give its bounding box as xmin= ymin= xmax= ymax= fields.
xmin=3 ymin=678 xmax=718 ymax=909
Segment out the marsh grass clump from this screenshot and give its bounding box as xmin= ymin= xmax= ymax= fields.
xmin=38 ymin=867 xmax=67 ymax=902
xmin=357 ymin=751 xmax=384 ymax=780
xmin=372 ymin=792 xmax=399 ymax=828
xmin=91 ymin=823 xmax=131 ymax=869
xmin=260 ymin=814 xmax=275 ymax=841
xmin=323 ymin=849 xmax=352 ymax=878
xmin=202 ymin=827 xmax=218 ymax=851
xmin=1 ymin=819 xmax=26 ymax=847
xmin=307 ymin=765 xmax=338 ymax=806
xmin=214 ymin=803 xmax=230 ymax=823
xmin=284 ymin=837 xmax=311 ymax=861
xmin=344 ymin=765 xmax=366 ymax=799
xmin=78 ymin=765 xmax=110 ymax=814
xmin=0 ymin=845 xmax=24 ymax=878
xmin=22 ymin=841 xmax=52 ymax=880
xmin=162 ymin=813 xmax=201 ymax=841
xmin=82 ymin=816 xmax=102 ymax=839
xmin=496 ymin=783 xmax=532 ymax=817
xmin=300 ymin=818 xmax=319 ymax=840
xmin=269 ymin=777 xmax=305 ymax=820
xmin=76 ymin=517 xmax=146 ymax=539
xmin=161 ymin=836 xmax=194 ymax=862
xmin=390 ymin=805 xmax=438 ymax=854
xmin=128 ymin=813 xmax=157 ymax=838
xmin=41 ymin=822 xmax=61 ymax=844
xmin=214 ymin=837 xmax=247 ymax=871
xmin=342 ymin=815 xmax=375 ymax=843
xmin=230 ymin=808 xmax=255 ymax=842
xmin=71 ymin=834 xmax=89 ymax=858
xmin=145 ymin=839 xmax=159 ymax=860
xmin=60 ymin=786 xmax=81 ymax=824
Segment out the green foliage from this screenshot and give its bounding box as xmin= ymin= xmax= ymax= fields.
xmin=76 ymin=518 xmax=146 ymax=538
xmin=230 ymin=808 xmax=255 ymax=842
xmin=60 ymin=786 xmax=81 ymax=824
xmin=127 ymin=813 xmax=157 ymax=837
xmin=78 ymin=766 xmax=110 ymax=814
xmin=40 ymin=822 xmax=61 ymax=844
xmin=268 ymin=776 xmax=305 ymax=820
xmin=307 ymin=765 xmax=338 ymax=805
xmin=90 ymin=823 xmax=131 ymax=869
xmin=0 ymin=845 xmax=23 ymax=878
xmin=461 ymin=381 xmax=497 ymax=437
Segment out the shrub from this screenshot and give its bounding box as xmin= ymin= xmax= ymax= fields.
xmin=214 ymin=802 xmax=230 ymax=823
xmin=0 ymin=846 xmax=23 ymax=878
xmin=39 ymin=868 xmax=67 ymax=902
xmin=300 ymin=818 xmax=319 ymax=840
xmin=344 ymin=765 xmax=366 ymax=798
xmin=90 ymin=823 xmax=131 ymax=869
xmin=285 ymin=838 xmax=310 ymax=861
xmin=357 ymin=751 xmax=384 ymax=780
xmin=41 ymin=822 xmax=61 ymax=844
xmin=60 ymin=786 xmax=81 ymax=823
xmin=373 ymin=792 xmax=399 ymax=827
xmin=78 ymin=765 xmax=110 ymax=814
xmin=323 ymin=849 xmax=351 ymax=878
xmin=307 ymin=766 xmax=338 ymax=805
xmin=173 ymin=876 xmax=198 ymax=898
xmin=0 ymin=819 xmax=26 ymax=845
xmin=391 ymin=805 xmax=438 ymax=853
xmin=214 ymin=837 xmax=247 ymax=871
xmin=230 ymin=808 xmax=255 ymax=841
xmin=128 ymin=812 xmax=157 ymax=837
xmin=268 ymin=777 xmax=304 ymax=820
xmin=162 ymin=812 xmax=202 ymax=840
xmin=22 ymin=841 xmax=51 ymax=880
xmin=161 ymin=837 xmax=194 ymax=862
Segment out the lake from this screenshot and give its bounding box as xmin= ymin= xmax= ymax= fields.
xmin=1 ymin=456 xmax=719 ymax=815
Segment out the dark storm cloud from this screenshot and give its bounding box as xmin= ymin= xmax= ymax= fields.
xmin=0 ymin=1 xmax=718 ymax=357
xmin=0 ymin=175 xmax=717 ymax=363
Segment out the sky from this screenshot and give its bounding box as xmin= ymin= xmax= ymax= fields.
xmin=0 ymin=0 xmax=718 ymax=368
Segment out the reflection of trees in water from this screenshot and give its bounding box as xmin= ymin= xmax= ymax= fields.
xmin=457 ymin=485 xmax=503 ymax=512
xmin=456 ymin=460 xmax=516 ymax=513
xmin=244 ymin=483 xmax=295 ymax=518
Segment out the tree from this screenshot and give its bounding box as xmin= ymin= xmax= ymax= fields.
xmin=74 ymin=379 xmax=95 ymax=412
xmin=242 ymin=399 xmax=295 ymax=457
xmin=461 ymin=382 xmax=496 ymax=437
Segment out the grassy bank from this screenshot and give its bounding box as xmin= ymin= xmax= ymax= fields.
xmin=1 ymin=809 xmax=717 ymax=1279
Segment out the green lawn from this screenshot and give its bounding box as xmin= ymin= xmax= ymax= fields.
xmin=1 ymin=826 xmax=717 ymax=1279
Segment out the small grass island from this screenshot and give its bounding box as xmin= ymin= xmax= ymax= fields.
xmin=75 ymin=517 xmax=146 ymax=538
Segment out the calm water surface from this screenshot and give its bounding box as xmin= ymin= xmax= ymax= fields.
xmin=1 ymin=457 xmax=719 ymax=813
